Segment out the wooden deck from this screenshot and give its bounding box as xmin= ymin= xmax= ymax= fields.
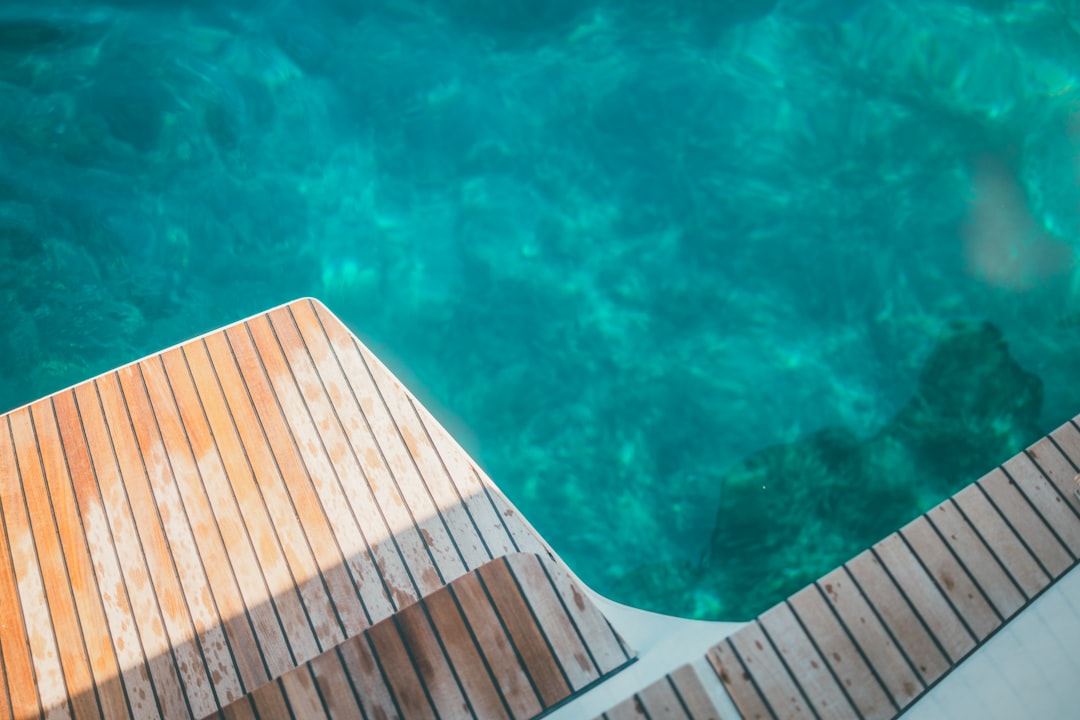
xmin=2 ymin=297 xmax=1079 ymax=719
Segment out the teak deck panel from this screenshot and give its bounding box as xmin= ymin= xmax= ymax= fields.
xmin=5 ymin=297 xmax=1080 ymax=719
xmin=0 ymin=299 xmax=631 ymax=719
xmin=210 ymin=553 xmax=629 ymax=720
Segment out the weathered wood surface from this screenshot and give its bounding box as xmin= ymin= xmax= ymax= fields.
xmin=0 ymin=299 xmax=631 ymax=719
xmin=208 ymin=552 xmax=631 ymax=720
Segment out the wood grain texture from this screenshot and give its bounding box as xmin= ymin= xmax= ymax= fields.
xmin=0 ymin=299 xmax=634 ymax=719
xmin=212 ymin=553 xmax=631 ymax=720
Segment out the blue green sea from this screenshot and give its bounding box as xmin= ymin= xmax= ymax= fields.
xmin=2 ymin=0 xmax=1080 ymax=620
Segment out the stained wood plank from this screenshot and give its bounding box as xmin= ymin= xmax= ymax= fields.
xmin=364 ymin=619 xmax=437 ymax=720
xmin=978 ymin=468 xmax=1073 ymax=576
xmin=74 ymin=381 xmax=192 ymax=719
xmin=278 ymin=666 xmax=329 ymax=720
xmin=451 ymin=570 xmax=544 ymax=718
xmin=845 ymin=550 xmax=949 ymax=685
xmin=507 ymin=553 xmax=599 ymax=691
xmin=161 ymin=345 xmax=304 ymax=679
xmin=871 ymin=535 xmax=976 ymax=664
xmin=1 ymin=414 xmax=75 ymax=720
xmin=238 ymin=316 xmax=372 ymax=637
xmin=787 ymin=583 xmax=895 ymax=719
xmin=33 ymin=400 xmax=129 ymax=719
xmin=0 ymin=421 xmax=45 ymax=719
xmin=951 ymin=485 xmax=1050 ymax=599
xmin=137 ymin=356 xmax=269 ymax=694
xmin=725 ymin=621 xmax=812 ymax=719
xmin=295 ymin=298 xmax=491 ymax=574
xmin=478 ymin=558 xmax=572 ymax=707
xmin=249 ymin=679 xmax=292 ymax=720
xmin=296 ymin=302 xmax=466 ymax=595
xmin=423 ymin=577 xmax=512 ymax=720
xmin=1001 ymin=453 xmax=1080 ymax=557
xmin=818 ymin=567 xmax=923 ymax=712
xmin=924 ymin=502 xmax=1025 ymax=619
xmin=336 ymin=632 xmax=399 ymax=720
xmin=308 ymin=649 xmax=365 ymax=719
xmin=899 ymin=517 xmax=1001 ymax=641
xmin=266 ymin=306 xmax=415 ymax=616
xmin=197 ymin=333 xmax=331 ymax=660
xmin=53 ymin=390 xmax=160 ymax=720
xmin=1026 ymin=437 xmax=1080 ymax=516
xmin=110 ymin=371 xmax=233 ymax=716
xmin=174 ymin=341 xmax=317 ymax=669
xmin=10 ymin=407 xmax=102 ymax=720
xmin=758 ymin=603 xmax=858 ymax=719
xmin=670 ymin=662 xmax=727 ymax=720
xmin=212 ymin=327 xmax=353 ymax=648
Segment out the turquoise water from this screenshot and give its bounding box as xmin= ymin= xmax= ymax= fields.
xmin=2 ymin=0 xmax=1080 ymax=620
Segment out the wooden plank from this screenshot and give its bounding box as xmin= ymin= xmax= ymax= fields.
xmin=479 ymin=558 xmax=572 ymax=707
xmin=0 ymin=420 xmax=45 ymax=720
xmin=1 ymin=414 xmax=75 ymax=720
xmin=10 ymin=407 xmax=102 ymax=720
xmin=451 ymin=571 xmax=543 ymax=718
xmin=924 ymin=501 xmax=1026 ymax=618
xmin=363 ymin=620 xmax=437 ymax=720
xmin=176 ymin=341 xmax=319 ymax=669
xmin=249 ymin=679 xmax=292 ymax=720
xmin=212 ymin=327 xmax=353 ymax=648
xmin=507 ymin=553 xmax=600 ymax=691
xmin=1026 ymin=436 xmax=1080 ymax=516
xmin=870 ymin=534 xmax=976 ymax=664
xmin=899 ymin=517 xmax=1001 ymax=641
xmin=220 ymin=697 xmax=258 ymax=720
xmin=307 ymin=648 xmax=365 ymax=720
xmin=395 ymin=606 xmax=472 ymax=716
xmin=296 ymin=302 xmax=469 ymax=593
xmin=239 ymin=315 xmax=375 ymax=637
xmin=106 ymin=367 xmax=230 ymax=715
xmin=758 ymin=603 xmax=859 ymax=719
xmin=816 ymin=567 xmax=923 ymax=710
xmin=978 ymin=468 xmax=1073 ymax=577
xmin=845 ymin=550 xmax=949 ymax=685
xmin=195 ymin=334 xmax=328 ymax=661
xmin=54 ymin=390 xmax=160 ymax=720
xmin=637 ymin=677 xmax=692 ymax=719
xmin=162 ymin=345 xmax=306 ymax=679
xmin=270 ymin=306 xmax=421 ymax=613
xmin=336 ymin=633 xmax=399 ymax=720
xmin=423 ymin=577 xmax=512 ymax=720
xmin=951 ymin=485 xmax=1050 ymax=599
xmin=300 ymin=301 xmax=490 ymax=573
xmin=725 ymin=621 xmax=813 ymax=719
xmin=1048 ymin=421 xmax=1080 ymax=482
xmin=278 ymin=666 xmax=329 ymax=720
xmin=74 ymin=381 xmax=191 ymax=719
xmin=137 ymin=356 xmax=270 ymax=693
xmin=33 ymin=400 xmax=130 ymax=719
xmin=787 ymin=583 xmax=896 ymax=719
xmin=669 ymin=663 xmax=726 ymax=720
xmin=1002 ymin=452 xmax=1080 ymax=557
xmin=98 ymin=371 xmax=219 ymax=715
xmin=539 ymin=561 xmax=632 ymax=675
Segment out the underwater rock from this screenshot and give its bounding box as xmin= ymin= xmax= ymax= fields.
xmin=704 ymin=321 xmax=1042 ymax=619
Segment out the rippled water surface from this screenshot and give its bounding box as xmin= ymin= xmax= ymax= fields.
xmin=3 ymin=0 xmax=1080 ymax=618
